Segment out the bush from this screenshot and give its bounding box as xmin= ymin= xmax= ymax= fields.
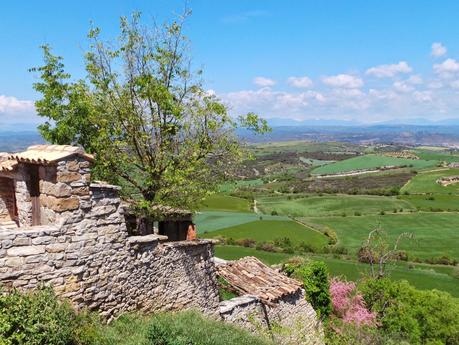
xmin=255 ymin=241 xmax=277 ymax=252
xmin=0 ymin=287 xmax=76 ymax=345
xmin=270 ymin=210 xmax=278 ymax=216
xmin=235 ymin=238 xmax=257 ymax=248
xmin=0 ymin=287 xmax=105 ymax=345
xmin=324 ymin=228 xmax=338 ymax=245
xmin=297 ymin=241 xmax=317 ymax=253
xmin=284 ymin=260 xmax=332 ymax=318
xmin=360 ymin=278 xmax=459 ymax=345
xmin=354 ymin=211 xmax=362 ymax=216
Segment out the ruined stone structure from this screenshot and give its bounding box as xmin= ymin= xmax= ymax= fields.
xmin=217 ymin=257 xmax=324 ymax=345
xmin=0 ymin=145 xmax=219 ymax=318
xmin=0 ymin=145 xmax=323 ymax=343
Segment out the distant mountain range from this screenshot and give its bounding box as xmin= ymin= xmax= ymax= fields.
xmin=2 ymin=117 xmax=459 ymax=151
xmin=265 ymin=117 xmax=459 ymax=127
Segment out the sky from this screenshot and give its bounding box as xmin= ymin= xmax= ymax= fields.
xmin=2 ymin=0 xmax=459 ymax=126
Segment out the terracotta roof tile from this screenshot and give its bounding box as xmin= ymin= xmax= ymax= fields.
xmin=0 ymin=153 xmax=17 ymax=172
xmin=216 ymin=256 xmax=302 ymax=303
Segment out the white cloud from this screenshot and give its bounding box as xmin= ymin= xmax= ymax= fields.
xmin=0 ymin=95 xmax=34 ymax=113
xmin=413 ymin=91 xmax=432 ymax=102
xmin=287 ymin=76 xmax=313 ymax=88
xmin=253 ymin=77 xmax=276 ymax=87
xmin=393 ymin=81 xmax=414 ymax=93
xmin=407 ymin=75 xmax=423 ymax=85
xmin=431 ymin=42 xmax=447 ymax=57
xmin=321 ymin=74 xmax=363 ymax=88
xmin=433 ymin=58 xmax=459 ymax=78
xmin=366 ymin=61 xmax=412 ymax=78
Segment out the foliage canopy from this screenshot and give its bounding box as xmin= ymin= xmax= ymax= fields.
xmin=31 ymin=11 xmax=269 ymax=213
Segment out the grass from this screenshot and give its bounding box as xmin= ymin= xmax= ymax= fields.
xmin=400 ymin=194 xmax=459 ymax=211
xmin=304 ymin=213 xmax=459 ymax=260
xmin=203 ymin=219 xmax=329 ymax=247
xmin=251 ymin=141 xmax=363 ymax=156
xmin=257 ymin=194 xmax=415 ymax=217
xmin=218 ymin=179 xmax=264 ymax=193
xmin=312 ymin=154 xmax=438 ymax=175
xmin=414 ymin=149 xmax=459 ymax=163
xmin=93 ymin=310 xmax=273 ymax=345
xmin=199 ymin=194 xmax=251 ymax=212
xmin=195 ymin=211 xmax=290 ymax=233
xmin=215 ymin=245 xmax=292 ymax=265
xmin=298 ymin=157 xmax=335 ymax=166
xmin=214 ymin=245 xmax=459 ymax=297
xmin=401 ymin=168 xmax=459 ymax=194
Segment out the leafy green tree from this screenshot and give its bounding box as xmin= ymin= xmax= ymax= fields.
xmin=30 ymin=11 xmax=269 ymax=213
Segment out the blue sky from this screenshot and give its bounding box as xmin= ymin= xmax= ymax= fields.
xmin=2 ymin=0 xmax=459 ymax=125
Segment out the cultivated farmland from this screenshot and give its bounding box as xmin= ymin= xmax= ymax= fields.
xmin=257 ymin=194 xmax=415 ymax=217
xmin=312 ymin=154 xmax=438 ymax=175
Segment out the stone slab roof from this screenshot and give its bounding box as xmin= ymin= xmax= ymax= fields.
xmin=216 ymin=256 xmax=302 ymax=303
xmin=9 ymin=145 xmax=94 ymax=165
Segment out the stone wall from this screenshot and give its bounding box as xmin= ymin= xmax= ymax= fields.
xmin=0 ymin=177 xmax=15 ymax=221
xmin=0 ymin=182 xmax=220 ymax=319
xmin=220 ymin=291 xmax=324 ymax=345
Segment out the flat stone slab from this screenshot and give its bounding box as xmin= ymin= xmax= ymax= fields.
xmin=127 ymin=234 xmax=168 ymax=244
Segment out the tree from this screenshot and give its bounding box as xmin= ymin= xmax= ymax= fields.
xmin=357 ymin=226 xmax=413 ymax=278
xmin=30 ymin=11 xmax=270 ymax=214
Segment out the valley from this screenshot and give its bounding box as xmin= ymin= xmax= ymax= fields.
xmin=196 ymin=140 xmax=459 ymax=297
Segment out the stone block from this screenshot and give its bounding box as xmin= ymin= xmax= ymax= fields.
xmin=40 ymin=195 xmax=80 ymax=212
xmin=41 ymin=181 xmax=72 ymax=197
xmin=72 ymin=186 xmax=90 ymax=196
xmin=7 ymin=245 xmax=45 ymax=257
xmin=13 ymin=237 xmax=31 ymax=246
xmin=57 ymin=172 xmax=82 ymax=183
xmin=66 ymin=160 xmax=80 ymax=172
xmin=46 ymin=243 xmax=67 ymax=253
xmin=6 ymin=257 xmax=24 ymax=267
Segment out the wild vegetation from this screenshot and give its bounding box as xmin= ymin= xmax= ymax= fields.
xmin=0 ymin=287 xmax=273 ymax=345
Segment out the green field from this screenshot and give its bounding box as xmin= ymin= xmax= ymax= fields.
xmin=214 ymin=246 xmax=459 ymax=297
xmin=251 ymin=141 xmax=363 ymax=156
xmin=414 ymin=149 xmax=459 ymax=163
xmin=204 ymin=219 xmax=329 ymax=248
xmin=312 ymin=154 xmax=438 ymax=175
xmin=218 ymin=179 xmax=264 ymax=193
xmin=199 ymin=194 xmax=251 ymax=212
xmin=401 ymin=168 xmax=459 ymax=194
xmin=304 ymin=213 xmax=459 ymax=260
xmin=195 ymin=211 xmax=289 ymax=233
xmin=257 ymin=194 xmax=415 ymax=217
xmin=400 ymin=194 xmax=459 ymax=211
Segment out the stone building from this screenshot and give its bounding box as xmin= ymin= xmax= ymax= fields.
xmin=0 ymin=145 xmax=219 ymax=318
xmin=0 ymin=144 xmax=322 ymax=343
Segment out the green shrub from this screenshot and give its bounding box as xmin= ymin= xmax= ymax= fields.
xmin=0 ymin=287 xmax=106 ymax=345
xmin=284 ymin=260 xmax=332 ymax=318
xmin=0 ymin=287 xmax=76 ymax=345
xmin=360 ymin=278 xmax=459 ymax=345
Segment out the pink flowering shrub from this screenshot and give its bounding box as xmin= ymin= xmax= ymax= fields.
xmin=329 ymin=278 xmax=377 ymax=327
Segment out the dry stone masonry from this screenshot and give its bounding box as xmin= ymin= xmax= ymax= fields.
xmin=0 ymin=145 xmax=323 ymax=344
xmin=0 ymin=145 xmax=220 ymax=319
